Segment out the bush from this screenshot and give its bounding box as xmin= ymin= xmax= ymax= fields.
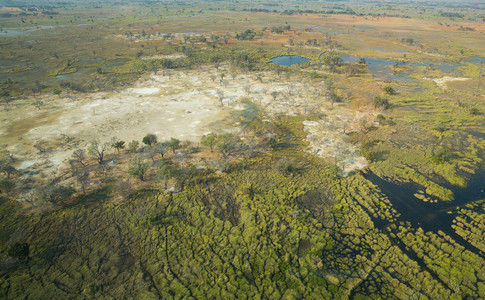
xmin=372 ymin=96 xmax=390 ymax=110
xmin=470 ymin=108 xmax=480 ymax=115
xmin=128 ymin=156 xmax=149 ymax=181
xmin=8 ymin=242 xmax=29 ymax=258
xmin=383 ymin=86 xmax=396 ymax=95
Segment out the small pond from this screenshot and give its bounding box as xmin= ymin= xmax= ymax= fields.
xmin=271 ymin=55 xmax=308 ymax=67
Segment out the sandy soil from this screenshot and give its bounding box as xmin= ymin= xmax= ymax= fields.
xmin=1 ymin=69 xmax=233 ymax=175
xmin=1 ymin=65 xmax=372 ymax=178
xmin=426 ymin=76 xmax=471 ymax=89
xmin=303 ymin=107 xmax=375 ymax=176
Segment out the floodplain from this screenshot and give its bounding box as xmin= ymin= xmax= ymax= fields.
xmin=0 ymin=0 xmax=484 ymax=298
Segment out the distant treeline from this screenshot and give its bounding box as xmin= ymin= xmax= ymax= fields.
xmin=440 ymin=12 xmax=465 ymax=18
xmin=241 ymin=8 xmax=410 ymax=18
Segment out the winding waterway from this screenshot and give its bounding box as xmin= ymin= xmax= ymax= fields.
xmin=365 ymin=169 xmax=485 ymax=257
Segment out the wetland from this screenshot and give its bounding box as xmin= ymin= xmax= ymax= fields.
xmin=0 ymin=0 xmax=484 ymax=298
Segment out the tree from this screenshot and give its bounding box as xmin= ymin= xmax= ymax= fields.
xmin=271 ymin=91 xmax=279 ymax=101
xmin=35 ymin=183 xmax=75 ymax=205
xmin=112 ymin=140 xmax=125 ymax=153
xmin=88 ymin=140 xmax=109 ymax=164
xmin=217 ymin=90 xmax=224 ymax=106
xmin=329 ymin=93 xmax=342 ymax=107
xmin=383 ymin=86 xmax=397 ymax=95
xmin=372 ymin=96 xmax=390 ymax=110
xmin=158 ymin=159 xmax=179 ymax=189
xmin=60 ymin=82 xmax=73 ymax=94
xmin=128 ymin=140 xmax=139 ymax=153
xmin=376 ymin=114 xmax=386 ymax=125
xmin=168 ymin=137 xmax=181 ymax=154
xmin=31 ymin=80 xmax=44 ymax=95
xmin=75 ymin=170 xmax=90 ymax=193
xmin=201 ymin=133 xmax=217 ymax=152
xmin=346 ymin=64 xmax=359 ymax=77
xmin=142 ymin=134 xmax=157 ymax=147
xmin=154 ymin=142 xmax=168 ymax=158
xmin=321 ymin=52 xmax=342 ymax=72
xmin=1 ymin=90 xmax=11 ymax=110
xmin=71 ymin=149 xmax=87 ymax=166
xmin=218 ymin=134 xmax=239 ymax=157
xmin=0 ymin=159 xmax=16 ymax=179
xmin=128 ymin=156 xmax=149 ymax=181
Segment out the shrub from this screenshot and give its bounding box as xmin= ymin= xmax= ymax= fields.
xmin=383 ymin=86 xmax=396 ymax=95
xmin=8 ymin=242 xmax=29 ymax=258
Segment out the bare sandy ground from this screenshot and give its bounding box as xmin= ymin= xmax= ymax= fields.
xmin=425 ymin=76 xmax=471 ymax=89
xmin=1 ymin=69 xmax=232 ymax=175
xmin=1 ymin=65 xmax=372 ymax=177
xmin=303 ymin=107 xmax=375 ymax=175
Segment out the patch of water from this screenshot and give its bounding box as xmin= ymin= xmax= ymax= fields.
xmin=341 ymin=55 xmax=459 ymax=81
xmin=466 ymin=56 xmax=485 ymax=64
xmin=467 ymin=131 xmax=485 ymax=140
xmin=365 ymin=169 xmax=485 ymax=255
xmin=0 ymin=26 xmax=56 ymax=37
xmin=271 ymin=55 xmax=308 ymax=67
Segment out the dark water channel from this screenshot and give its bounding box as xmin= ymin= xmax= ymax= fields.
xmin=364 ymin=170 xmax=485 ymax=256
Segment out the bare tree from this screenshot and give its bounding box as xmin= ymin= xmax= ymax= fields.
xmin=88 ymin=140 xmax=109 ymax=164
xmin=71 ymin=149 xmax=87 ymax=166
xmin=217 ymin=90 xmax=224 ymax=106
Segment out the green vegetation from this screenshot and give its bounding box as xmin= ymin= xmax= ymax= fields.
xmin=142 ymin=134 xmax=158 ymax=147
xmin=0 ymin=0 xmax=484 ymax=298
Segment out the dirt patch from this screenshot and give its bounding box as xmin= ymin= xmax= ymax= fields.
xmin=0 ymin=69 xmax=235 ymax=176
xmin=303 ymin=107 xmax=376 ymax=176
xmin=1 ymin=65 xmax=374 ymax=179
xmin=426 ymin=76 xmax=471 ymax=89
